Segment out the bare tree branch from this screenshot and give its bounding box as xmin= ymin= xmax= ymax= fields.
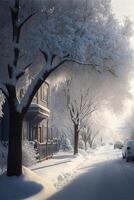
xmin=108 ymin=69 xmax=118 ymax=77
xmin=8 ymin=1 xmax=37 ymax=80
xmin=9 ymin=0 xmax=21 ymax=80
xmin=40 ymin=49 xmax=48 ymax=63
xmin=16 ymin=63 xmax=32 ymax=80
xmin=65 ymin=81 xmax=99 ymax=134
xmin=64 ymin=58 xmax=95 ymax=67
xmin=90 ymin=130 xmax=100 ymax=147
xmin=18 ymin=12 xmax=37 ymax=30
xmin=51 ymin=54 xmax=57 ymax=64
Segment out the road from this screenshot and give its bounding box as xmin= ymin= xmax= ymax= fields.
xmin=48 ymin=146 xmax=134 ymax=200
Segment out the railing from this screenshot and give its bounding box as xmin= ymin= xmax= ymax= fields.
xmin=35 ymin=139 xmax=60 ymax=160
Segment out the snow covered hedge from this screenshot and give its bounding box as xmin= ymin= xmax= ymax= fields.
xmin=22 ymin=140 xmax=37 ymax=167
xmin=78 ymin=140 xmax=85 ymax=150
xmin=0 ymin=140 xmax=37 ymax=175
xmin=60 ymin=138 xmax=72 ymax=151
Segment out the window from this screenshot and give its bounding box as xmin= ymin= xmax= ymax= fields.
xmin=38 ymin=127 xmax=42 ymax=143
xmin=32 ymin=92 xmax=38 ymax=104
xmin=41 ymin=83 xmax=48 ymax=103
xmin=32 ymin=126 xmax=38 ymax=141
xmin=42 ymin=125 xmax=48 ymax=142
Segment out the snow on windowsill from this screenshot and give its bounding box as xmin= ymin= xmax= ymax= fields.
xmin=31 ymin=103 xmax=50 ymax=113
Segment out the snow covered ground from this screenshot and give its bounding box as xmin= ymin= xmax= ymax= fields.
xmin=0 ymin=147 xmax=96 ymax=200
xmin=0 ymin=167 xmax=55 ymax=200
xmin=47 ymin=146 xmax=134 ymax=200
xmin=30 ymin=148 xmax=96 ymax=190
xmin=31 ymin=146 xmax=121 ymax=192
xmin=1 ymin=145 xmax=134 ymax=200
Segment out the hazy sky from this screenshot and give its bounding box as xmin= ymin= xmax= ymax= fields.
xmin=112 ymin=0 xmax=134 ymax=48
xmin=110 ymin=0 xmax=134 ymax=140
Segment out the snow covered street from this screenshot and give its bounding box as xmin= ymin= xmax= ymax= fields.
xmin=43 ymin=146 xmax=134 ymax=200
xmin=1 ymin=145 xmax=134 ymax=200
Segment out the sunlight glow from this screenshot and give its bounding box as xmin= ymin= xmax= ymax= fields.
xmin=112 ymin=0 xmax=134 ymax=48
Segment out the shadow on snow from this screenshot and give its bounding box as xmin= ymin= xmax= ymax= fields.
xmin=0 ymin=173 xmax=43 ymax=200
xmin=47 ymin=158 xmax=134 ymax=200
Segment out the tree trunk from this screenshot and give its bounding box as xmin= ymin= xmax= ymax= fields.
xmin=74 ymin=123 xmax=79 ymax=155
xmin=88 ymin=136 xmax=92 ymax=148
xmin=89 ymin=141 xmax=92 ymax=148
xmin=85 ymin=141 xmax=87 ymax=151
xmin=89 ymin=139 xmax=94 ymax=148
xmin=7 ymin=106 xmax=23 ymax=176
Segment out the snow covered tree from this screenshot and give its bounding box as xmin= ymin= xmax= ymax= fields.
xmin=0 ymin=0 xmax=133 ymax=176
xmin=81 ymin=126 xmax=100 ymax=150
xmin=51 ymin=78 xmax=99 ymax=154
xmin=68 ymin=88 xmax=98 ymax=154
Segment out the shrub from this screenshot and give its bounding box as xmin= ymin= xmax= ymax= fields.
xmin=60 ymin=138 xmax=72 ymax=151
xmin=0 ymin=140 xmax=37 ymax=175
xmin=22 ymin=140 xmax=37 ymax=167
xmin=78 ymin=140 xmax=85 ymax=149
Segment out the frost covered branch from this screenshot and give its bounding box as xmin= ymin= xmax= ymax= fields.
xmin=16 ymin=63 xmax=32 ymax=80
xmin=8 ymin=0 xmax=37 ymax=81
xmin=68 ymin=85 xmax=98 ymax=132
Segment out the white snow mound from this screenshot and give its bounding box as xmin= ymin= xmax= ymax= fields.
xmin=0 ymin=166 xmax=56 ymax=200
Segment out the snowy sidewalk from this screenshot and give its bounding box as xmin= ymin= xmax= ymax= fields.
xmin=30 ymin=150 xmax=95 ymax=190
xmin=31 ymin=146 xmax=121 ymax=194
xmin=0 ymin=146 xmax=122 ymax=200
xmin=0 ymin=167 xmax=55 ymax=200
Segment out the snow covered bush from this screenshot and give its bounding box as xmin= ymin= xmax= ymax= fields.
xmin=0 ymin=140 xmax=37 ymax=175
xmin=22 ymin=140 xmax=37 ymax=167
xmin=78 ymin=140 xmax=85 ymax=150
xmin=60 ymin=138 xmax=72 ymax=151
xmin=0 ymin=141 xmax=8 ymax=175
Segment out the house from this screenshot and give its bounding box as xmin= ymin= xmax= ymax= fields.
xmin=21 ymin=82 xmax=50 ymax=143
xmin=0 ymin=80 xmax=59 ymax=160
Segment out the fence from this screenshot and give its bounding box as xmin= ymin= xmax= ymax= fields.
xmin=35 ymin=139 xmax=60 ymax=160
